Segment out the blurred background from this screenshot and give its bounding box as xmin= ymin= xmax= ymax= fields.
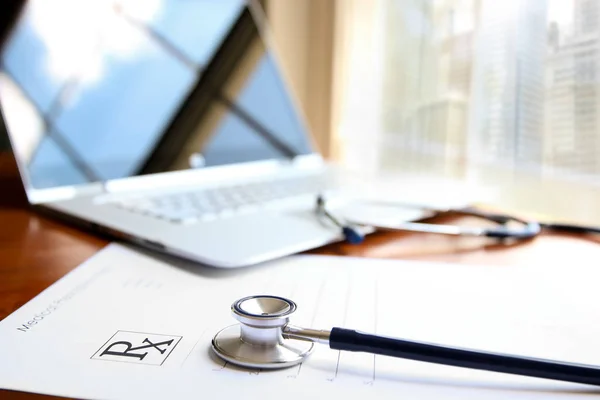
xmin=1 ymin=0 xmax=599 ymax=224
xmin=265 ymin=0 xmax=600 ymax=225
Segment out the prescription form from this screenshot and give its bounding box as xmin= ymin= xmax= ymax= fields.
xmin=1 ymin=243 xmax=599 ymax=399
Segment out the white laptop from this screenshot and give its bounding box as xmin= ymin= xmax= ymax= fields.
xmin=0 ymin=0 xmax=430 ymax=268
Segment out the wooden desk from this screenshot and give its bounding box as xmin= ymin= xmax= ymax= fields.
xmin=1 ymin=152 xmax=599 ymax=399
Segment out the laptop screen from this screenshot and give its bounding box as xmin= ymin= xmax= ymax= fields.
xmin=0 ymin=0 xmax=315 ymax=190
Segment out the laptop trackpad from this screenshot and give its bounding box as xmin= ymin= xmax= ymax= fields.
xmin=159 ymin=212 xmax=340 ymax=267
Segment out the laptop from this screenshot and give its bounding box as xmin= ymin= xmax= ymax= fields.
xmin=0 ymin=0 xmax=429 ymax=268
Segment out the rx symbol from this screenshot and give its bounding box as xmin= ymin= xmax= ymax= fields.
xmin=100 ymin=338 xmax=174 ymax=361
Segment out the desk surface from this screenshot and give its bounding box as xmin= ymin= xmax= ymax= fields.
xmin=1 ymin=152 xmax=599 ymax=399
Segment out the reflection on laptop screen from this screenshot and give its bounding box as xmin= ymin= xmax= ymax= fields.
xmin=0 ymin=0 xmax=314 ymax=189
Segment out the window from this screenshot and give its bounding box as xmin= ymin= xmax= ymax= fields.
xmin=327 ymin=0 xmax=600 ymax=224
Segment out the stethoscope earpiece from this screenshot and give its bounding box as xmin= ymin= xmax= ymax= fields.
xmin=342 ymin=226 xmax=364 ymax=244
xmin=316 ymin=194 xmax=364 ymax=244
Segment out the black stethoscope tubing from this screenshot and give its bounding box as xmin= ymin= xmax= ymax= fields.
xmin=330 ymin=327 xmax=600 ymax=387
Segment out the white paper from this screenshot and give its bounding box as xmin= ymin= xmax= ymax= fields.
xmin=2 ymin=243 xmax=600 ymax=399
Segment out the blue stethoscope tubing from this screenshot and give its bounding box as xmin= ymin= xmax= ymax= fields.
xmin=316 ymin=195 xmax=599 ymax=245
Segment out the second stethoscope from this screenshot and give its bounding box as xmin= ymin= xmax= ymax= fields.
xmin=315 ymin=195 xmax=600 ymax=244
xmin=211 ymin=295 xmax=600 ymax=387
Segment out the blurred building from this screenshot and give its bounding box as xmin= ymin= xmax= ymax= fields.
xmin=468 ymin=0 xmax=548 ymax=169
xmin=544 ymin=0 xmax=600 ymax=176
xmin=380 ymin=0 xmax=478 ymax=177
xmin=376 ymin=0 xmax=599 ymax=183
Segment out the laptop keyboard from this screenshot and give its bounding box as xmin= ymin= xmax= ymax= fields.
xmin=108 ymin=175 xmax=330 ymax=224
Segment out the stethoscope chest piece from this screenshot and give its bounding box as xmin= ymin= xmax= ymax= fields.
xmin=211 ymin=295 xmax=314 ymax=369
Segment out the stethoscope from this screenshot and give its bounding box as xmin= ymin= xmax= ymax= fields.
xmin=212 ymin=295 xmax=600 ymax=386
xmin=315 ymin=195 xmax=600 ymax=244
